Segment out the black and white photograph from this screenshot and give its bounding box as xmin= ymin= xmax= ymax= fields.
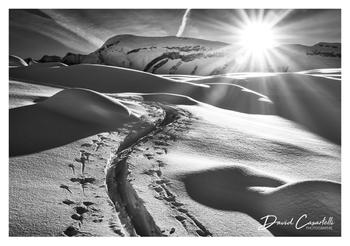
xmin=7 ymin=5 xmax=344 ymax=238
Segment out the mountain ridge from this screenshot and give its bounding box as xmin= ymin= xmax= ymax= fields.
xmin=16 ymin=34 xmax=341 ymax=75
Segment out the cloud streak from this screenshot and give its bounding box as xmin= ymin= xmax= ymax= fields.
xmin=176 ymin=9 xmax=191 ymax=37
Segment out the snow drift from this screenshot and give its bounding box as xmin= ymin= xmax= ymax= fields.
xmin=10 ymin=88 xmax=138 ymax=156
xmin=9 ymin=64 xmax=273 ymax=114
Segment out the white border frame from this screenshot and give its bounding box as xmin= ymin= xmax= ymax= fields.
xmin=1 ymin=1 xmax=348 ymax=245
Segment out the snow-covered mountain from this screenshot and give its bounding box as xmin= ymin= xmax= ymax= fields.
xmin=81 ymin=35 xmax=229 ymax=75
xmin=80 ymin=35 xmax=341 ymax=74
xmin=21 ymin=35 xmax=341 ymax=75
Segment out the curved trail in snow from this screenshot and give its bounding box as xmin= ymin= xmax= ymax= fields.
xmin=105 ymin=101 xmax=213 ymax=236
xmin=105 ymin=103 xmax=180 ymax=236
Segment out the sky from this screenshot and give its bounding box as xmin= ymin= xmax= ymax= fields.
xmin=9 ymin=9 xmax=341 ymax=59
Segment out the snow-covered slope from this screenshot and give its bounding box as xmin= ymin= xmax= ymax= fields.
xmin=9 ymin=82 xmax=162 ymax=236
xmin=9 ymin=64 xmax=341 ymax=236
xmin=115 ymin=103 xmax=340 ymax=236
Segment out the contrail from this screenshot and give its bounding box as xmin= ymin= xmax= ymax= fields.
xmin=176 ymin=9 xmax=191 ymax=37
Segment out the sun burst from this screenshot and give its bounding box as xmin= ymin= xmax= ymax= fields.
xmin=237 ymin=22 xmax=277 ymax=54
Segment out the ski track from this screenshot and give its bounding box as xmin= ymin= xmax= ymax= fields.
xmin=104 ymin=100 xmax=212 ymax=236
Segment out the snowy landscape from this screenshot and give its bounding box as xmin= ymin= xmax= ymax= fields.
xmin=9 ymin=9 xmax=341 ymax=237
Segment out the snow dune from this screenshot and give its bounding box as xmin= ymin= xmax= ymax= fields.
xmin=182 ymin=166 xmax=340 ymax=235
xmin=10 ymin=88 xmax=139 ymax=156
xmin=10 ymin=64 xmax=341 ymax=143
xmin=10 ymin=64 xmax=203 ymax=92
xmin=9 ymin=80 xmax=61 ymax=109
xmin=187 ymin=73 xmax=341 ymax=144
xmin=9 ymin=64 xmax=273 ymax=114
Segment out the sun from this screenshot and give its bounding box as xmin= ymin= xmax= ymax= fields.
xmin=226 ymin=9 xmax=291 ymax=71
xmin=237 ymin=22 xmax=277 ymax=54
